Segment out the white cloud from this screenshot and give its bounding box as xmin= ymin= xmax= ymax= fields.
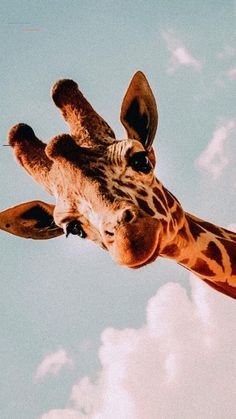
xmin=162 ymin=31 xmax=202 ymax=73
xmin=195 ymin=120 xmax=236 ymax=179
xmin=227 ymin=64 xmax=236 ymax=80
xmin=40 ymin=278 xmax=236 ymax=419
xmin=35 ymin=349 xmax=73 ymax=381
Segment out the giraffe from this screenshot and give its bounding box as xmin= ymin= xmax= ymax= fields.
xmin=1 ymin=72 xmax=236 ymax=299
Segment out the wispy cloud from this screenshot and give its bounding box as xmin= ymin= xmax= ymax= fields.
xmin=40 ymin=278 xmax=236 ymax=419
xmin=35 ymin=349 xmax=73 ymax=381
xmin=226 ymin=64 xmax=236 ymax=80
xmin=162 ymin=31 xmax=202 ymax=74
xmin=195 ymin=120 xmax=236 ymax=179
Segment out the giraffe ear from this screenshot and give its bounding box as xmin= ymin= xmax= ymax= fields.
xmin=120 ymin=71 xmax=158 ymax=150
xmin=0 ymin=201 xmax=64 ymax=240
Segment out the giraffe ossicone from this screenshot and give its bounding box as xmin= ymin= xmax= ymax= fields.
xmin=1 ymin=72 xmax=236 ymax=299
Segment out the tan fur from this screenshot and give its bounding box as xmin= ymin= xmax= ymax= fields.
xmin=1 ymin=72 xmax=236 ymax=298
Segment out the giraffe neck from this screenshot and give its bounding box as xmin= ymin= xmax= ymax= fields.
xmin=161 ymin=212 xmax=236 ymax=299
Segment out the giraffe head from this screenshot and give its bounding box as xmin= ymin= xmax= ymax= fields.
xmin=1 ymin=72 xmax=186 ymax=268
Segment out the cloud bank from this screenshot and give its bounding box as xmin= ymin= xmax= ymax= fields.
xmin=195 ymin=120 xmax=236 ymax=179
xmin=162 ymin=31 xmax=202 ymax=74
xmin=40 ymin=278 xmax=236 ymax=419
xmin=35 ymin=349 xmax=73 ymax=381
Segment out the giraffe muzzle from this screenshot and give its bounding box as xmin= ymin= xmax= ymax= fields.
xmin=108 ymin=216 xmax=160 ymax=268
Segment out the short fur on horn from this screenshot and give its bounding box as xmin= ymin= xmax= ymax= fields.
xmin=8 ymin=123 xmax=53 ymax=194
xmin=52 ymin=79 xmax=116 ymax=146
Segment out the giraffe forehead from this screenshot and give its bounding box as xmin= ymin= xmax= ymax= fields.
xmin=61 ymin=138 xmax=143 ymax=166
xmin=106 ymin=139 xmax=145 ymax=161
xmin=53 ymin=138 xmax=145 ymax=184
xmin=79 ymin=138 xmax=145 ymax=168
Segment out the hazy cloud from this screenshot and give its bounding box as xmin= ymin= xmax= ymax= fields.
xmin=35 ymin=349 xmax=73 ymax=381
xmin=40 ymin=278 xmax=236 ymax=419
xmin=227 ymin=64 xmax=236 ymax=80
xmin=195 ymin=120 xmax=236 ymax=179
xmin=162 ymin=31 xmax=202 ymax=74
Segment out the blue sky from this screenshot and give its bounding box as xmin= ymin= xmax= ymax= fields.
xmin=0 ymin=1 xmax=236 ymax=418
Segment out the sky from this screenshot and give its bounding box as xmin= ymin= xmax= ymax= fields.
xmin=0 ymin=1 xmax=236 ymax=418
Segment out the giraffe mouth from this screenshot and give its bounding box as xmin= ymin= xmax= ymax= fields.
xmin=108 ymin=217 xmax=161 ymax=268
xmin=128 ymin=243 xmax=160 ymax=269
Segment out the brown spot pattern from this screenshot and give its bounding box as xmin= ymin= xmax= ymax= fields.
xmin=188 ymin=218 xmax=205 ymax=240
xmin=112 ymin=186 xmax=130 ymax=199
xmin=137 ymin=189 xmax=148 ymax=197
xmin=219 ymin=238 xmax=236 ymax=275
xmin=162 ymin=244 xmax=180 ymax=257
xmin=152 ymin=196 xmax=167 ymax=216
xmin=202 ymin=241 xmax=224 ymax=272
xmin=179 ymin=258 xmax=189 ymax=265
xmin=229 ymin=233 xmax=236 ymax=242
xmin=162 ymin=187 xmax=175 ymax=207
xmin=164 ymin=188 xmax=181 ymax=207
xmin=85 ymin=167 xmax=105 ymax=178
xmin=191 ymin=258 xmax=215 ymax=277
xmin=219 ymin=226 xmax=236 ymax=241
xmin=203 ymin=278 xmax=236 ymax=299
xmin=197 ymin=220 xmax=224 ymax=237
xmin=153 ymin=187 xmax=167 ymax=207
xmin=125 ymin=182 xmax=136 ymax=189
xmin=115 ymin=179 xmax=135 ymax=189
xmin=114 ymin=179 xmax=126 ymax=187
xmin=178 ymin=226 xmax=189 ymax=241
xmin=136 ymin=198 xmax=155 ymax=216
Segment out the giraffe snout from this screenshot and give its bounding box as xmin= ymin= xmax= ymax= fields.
xmin=102 ymin=205 xmax=160 ymax=268
xmin=110 ymin=216 xmax=160 ymax=268
xmin=102 ymin=207 xmax=138 ymax=241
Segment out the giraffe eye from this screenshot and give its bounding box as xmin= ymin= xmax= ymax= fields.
xmin=66 ymin=220 xmax=86 ymax=238
xmin=129 ymin=151 xmax=152 ymax=174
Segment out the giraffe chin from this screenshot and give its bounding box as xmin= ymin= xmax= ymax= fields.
xmin=109 ymin=218 xmax=160 ymax=269
xmin=128 ymin=244 xmax=160 ymax=269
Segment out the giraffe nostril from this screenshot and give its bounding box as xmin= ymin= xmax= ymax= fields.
xmin=122 ymin=209 xmax=136 ymax=224
xmin=105 ymin=230 xmax=114 ymax=237
xmin=104 ymin=209 xmax=137 ymax=238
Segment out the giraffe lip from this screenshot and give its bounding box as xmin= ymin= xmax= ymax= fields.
xmin=109 ymin=217 xmax=160 ymax=268
xmin=127 ymin=242 xmax=160 ymax=269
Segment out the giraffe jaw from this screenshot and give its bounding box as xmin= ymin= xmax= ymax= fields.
xmin=108 ymin=217 xmax=161 ymax=268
